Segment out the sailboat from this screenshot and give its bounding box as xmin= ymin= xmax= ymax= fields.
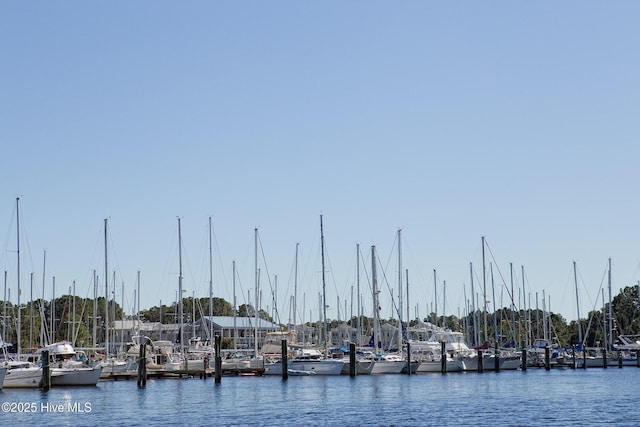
xmin=37 ymin=341 xmax=102 ymax=386
xmin=1 ymin=332 xmax=42 ymax=388
xmin=364 ymin=245 xmax=406 ymax=374
xmin=96 ymin=218 xmax=128 ymax=376
xmin=264 ymin=216 xmax=344 ymax=376
xmin=2 ymin=361 xmax=42 ymax=388
xmin=1 ymin=199 xmax=44 ymax=388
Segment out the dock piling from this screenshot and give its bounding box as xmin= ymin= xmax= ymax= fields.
xmin=215 ymin=335 xmax=222 ymax=384
xmin=41 ymin=349 xmax=50 ymax=391
xmin=137 ymin=344 xmax=147 ymax=388
xmin=544 ymin=346 xmax=550 ymax=371
xmin=282 ymin=339 xmax=288 ymax=381
xmin=349 ymin=342 xmax=356 ymax=377
xmin=618 ymin=351 xmax=622 ymax=369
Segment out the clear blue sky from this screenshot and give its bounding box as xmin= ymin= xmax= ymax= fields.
xmin=1 ymin=2 xmax=639 ymax=327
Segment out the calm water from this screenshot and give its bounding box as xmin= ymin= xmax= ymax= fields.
xmin=1 ymin=368 xmax=638 ymax=426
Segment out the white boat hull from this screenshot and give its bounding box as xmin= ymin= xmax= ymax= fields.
xmin=370 ymin=360 xmax=406 ymax=374
xmin=340 ymin=359 xmax=375 ymax=375
xmin=416 ymin=359 xmax=462 ymax=373
xmin=0 ymin=367 xmax=6 ymax=389
xmin=264 ymin=359 xmax=344 ymax=375
xmin=3 ymin=366 xmax=42 ymax=388
xmin=98 ymin=360 xmax=128 ymax=375
xmin=460 ymin=354 xmax=522 ymax=371
xmin=51 ymin=367 xmax=102 ymax=386
xmin=165 ymin=358 xmax=207 ymax=372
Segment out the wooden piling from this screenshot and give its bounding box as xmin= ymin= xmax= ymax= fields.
xmin=441 ymin=342 xmax=447 ymax=374
xmin=521 ymin=349 xmax=527 ymax=371
xmin=602 ymin=348 xmax=607 ymax=369
xmin=215 ymin=335 xmax=222 ymax=384
xmin=406 ymin=342 xmax=411 ymax=376
xmin=582 ymin=349 xmax=587 ymax=370
xmin=544 ymin=346 xmax=550 ymax=371
xmin=41 ymin=349 xmax=50 ymax=391
xmin=137 ymin=344 xmax=147 ymax=388
xmin=349 ymin=342 xmax=356 ymax=377
xmin=618 ymin=351 xmax=622 ymax=369
xmin=494 ymin=343 xmax=500 ymax=372
xmin=478 ymin=350 xmax=484 ymax=373
xmin=281 ymin=339 xmax=288 ymax=381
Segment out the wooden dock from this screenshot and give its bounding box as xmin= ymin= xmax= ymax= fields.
xmin=100 ymin=367 xmax=264 ymax=381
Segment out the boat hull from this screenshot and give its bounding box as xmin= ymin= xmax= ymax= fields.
xmin=370 ymin=360 xmax=406 ymax=374
xmin=264 ymin=359 xmax=344 ymax=376
xmin=51 ymin=367 xmax=102 ymax=386
xmin=3 ymin=367 xmax=42 ymax=388
xmin=416 ymin=359 xmax=462 ymax=373
xmin=340 ymin=359 xmax=375 ymax=375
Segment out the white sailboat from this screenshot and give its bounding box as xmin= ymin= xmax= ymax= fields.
xmin=39 ymin=342 xmax=102 ymax=386
xmin=366 ymin=245 xmax=406 ymax=374
xmin=264 ymin=216 xmax=344 ymax=376
xmin=2 ymin=361 xmax=42 ymax=388
xmin=1 ymin=199 xmax=45 ymax=388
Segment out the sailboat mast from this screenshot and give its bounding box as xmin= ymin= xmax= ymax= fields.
xmin=469 ymin=262 xmax=476 ymax=346
xmin=178 ymin=218 xmax=184 ymax=356
xmin=51 ymin=276 xmax=55 ymax=343
xmin=320 ymin=215 xmax=328 ymax=356
xmin=29 ymin=272 xmax=33 ymax=352
xmin=93 ymin=270 xmax=97 ymax=348
xmin=434 ymin=269 xmax=437 ymax=326
xmin=120 ymin=281 xmax=124 ymax=351
xmin=137 ymin=271 xmax=141 ymax=337
xmin=356 ymin=243 xmax=361 ymax=347
xmin=233 ymin=260 xmax=237 ymax=350
xmin=16 ymin=197 xmax=21 ymax=357
xmin=542 ymin=289 xmax=548 ymax=342
xmin=397 ymin=228 xmax=403 ymax=354
xmin=510 ymin=263 xmax=516 ymax=347
xmin=608 ymin=258 xmax=613 ymax=350
xmin=2 ymin=272 xmax=6 ymax=346
xmin=254 ymin=228 xmax=259 ymax=356
xmin=443 ymin=280 xmax=447 ymax=329
xmin=482 ymin=236 xmax=488 ymax=344
xmin=491 ymin=264 xmax=497 ymax=344
xmin=521 ymin=265 xmax=527 ymax=346
xmin=192 ymin=290 xmax=196 ymax=342
xmin=573 ymin=261 xmax=582 ymax=346
xmin=294 ymin=243 xmax=299 ymax=336
xmin=41 ymin=250 xmax=47 ymax=346
xmin=406 ymin=269 xmax=410 ymax=325
xmin=72 ymin=280 xmax=77 ymax=344
xmin=209 ymin=217 xmax=214 ymax=342
xmin=104 ymin=218 xmax=109 ymax=356
xmin=372 ymin=245 xmax=380 ymax=351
